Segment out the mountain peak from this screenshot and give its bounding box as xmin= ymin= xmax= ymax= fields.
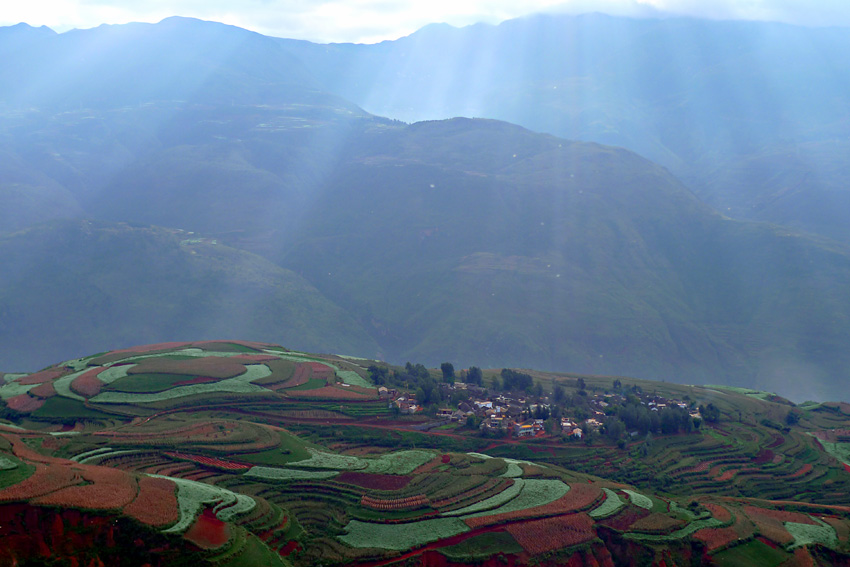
xmin=0 ymin=22 xmax=56 ymax=36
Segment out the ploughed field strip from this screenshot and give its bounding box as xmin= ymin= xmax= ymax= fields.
xmin=4 ymin=343 xmax=850 ymax=566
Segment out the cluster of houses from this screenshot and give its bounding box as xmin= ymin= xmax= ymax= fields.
xmin=383 ymin=380 xmax=701 ymax=440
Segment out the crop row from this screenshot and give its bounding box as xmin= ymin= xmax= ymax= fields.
xmin=743 ymin=506 xmax=816 ymax=526
xmin=165 ymin=451 xmax=249 ymax=471
xmin=152 ymin=474 xmax=256 ymax=533
xmin=28 ymin=382 xmax=56 ymax=399
xmin=31 ymin=466 xmax=138 ymax=510
xmin=629 ymin=513 xmax=685 ymax=534
xmin=622 ymin=489 xmax=653 ymax=510
xmin=444 ymin=479 xmax=522 ymax=516
xmin=336 ymin=472 xmax=412 ymax=491
xmin=432 ymin=478 xmax=501 ymax=509
xmin=286 ymin=385 xmax=373 ymax=400
xmin=360 ymin=494 xmax=430 ymax=511
xmin=506 ymin=513 xmax=595 ymax=555
xmin=339 ymin=517 xmax=469 ymax=551
xmin=5 ymin=394 xmax=44 ymax=413
xmin=624 ymin=517 xmax=724 ymax=542
xmin=17 ymin=369 xmax=66 ymax=385
xmin=0 ymin=455 xmax=18 ymax=470
xmin=462 ymin=482 xmax=594 ymax=529
xmin=289 ymin=449 xmax=435 ymax=476
xmin=69 ymin=368 xmax=106 ymax=398
xmin=589 ymin=488 xmax=625 ymax=519
xmin=461 ymin=479 xmax=571 ymax=525
xmin=702 ymin=502 xmax=732 ymax=523
xmin=0 ymin=463 xmax=78 ymax=501
xmin=786 ymin=519 xmax=838 ymax=550
xmin=692 ymin=526 xmax=741 ymax=551
xmin=123 ymin=475 xmax=179 ymax=527
xmin=245 ymin=467 xmax=339 ymax=481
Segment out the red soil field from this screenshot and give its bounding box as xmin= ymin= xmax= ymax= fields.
xmin=5 ymin=394 xmax=44 ymax=413
xmin=599 ymin=506 xmax=650 ymax=531
xmin=184 ymin=507 xmax=230 ymax=550
xmin=790 ymin=547 xmax=816 ymax=567
xmin=743 ymin=508 xmax=795 ymax=545
xmin=703 ymin=503 xmax=732 ymax=524
xmin=413 ymin=457 xmax=450 ymax=476
xmin=286 ymin=386 xmax=372 ymax=399
xmin=4 ymin=435 xmax=69 ymax=465
xmin=753 ymin=449 xmax=775 ymax=464
xmin=715 ymin=469 xmax=738 ymax=482
xmin=506 ymin=513 xmax=595 ymax=555
xmin=554 ymin=484 xmax=605 ymax=513
xmin=692 ymin=526 xmax=740 ymax=551
xmin=821 ymin=516 xmax=850 ymax=544
xmin=31 ymin=467 xmax=138 ymax=510
xmin=124 ymin=476 xmax=179 ymax=527
xmin=29 ymin=381 xmax=57 ymax=398
xmin=127 ymin=357 xmax=247 ymax=379
xmin=262 ymin=362 xmax=312 ymax=391
xmin=788 ymin=464 xmax=813 ymax=479
xmin=18 ymin=369 xmax=66 ymax=385
xmin=336 ymin=472 xmax=412 ymax=491
xmin=305 ymin=361 xmax=335 ymax=380
xmin=629 ymin=513 xmax=685 ymax=533
xmin=70 ymin=368 xmax=107 ymax=397
xmin=742 ymin=506 xmax=817 ymax=525
xmin=0 ymin=464 xmax=80 ymax=502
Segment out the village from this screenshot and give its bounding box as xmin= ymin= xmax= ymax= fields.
xmin=376 ymin=369 xmax=704 ymax=443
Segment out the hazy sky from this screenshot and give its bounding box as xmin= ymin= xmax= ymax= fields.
xmin=3 ymin=0 xmax=849 ymax=43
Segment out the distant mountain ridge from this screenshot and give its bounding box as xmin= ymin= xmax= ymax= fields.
xmin=1 ymin=17 xmax=850 ymax=402
xmin=271 ymin=12 xmax=850 ymax=245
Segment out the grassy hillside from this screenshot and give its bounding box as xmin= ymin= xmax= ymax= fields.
xmin=0 ymin=220 xmax=379 ymax=372
xmin=279 ymin=118 xmax=850 ymax=402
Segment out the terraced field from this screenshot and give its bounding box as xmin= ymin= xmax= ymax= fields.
xmin=3 ymin=343 xmax=850 ymax=566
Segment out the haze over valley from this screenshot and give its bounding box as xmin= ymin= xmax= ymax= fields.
xmin=2 ymin=11 xmax=850 ymax=404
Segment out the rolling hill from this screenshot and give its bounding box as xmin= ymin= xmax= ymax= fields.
xmin=3 ymin=342 xmax=850 ymax=566
xmin=0 ymin=220 xmax=379 ymax=372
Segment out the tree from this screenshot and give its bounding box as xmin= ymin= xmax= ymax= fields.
xmin=553 ymin=384 xmax=565 ymax=403
xmin=440 ymin=362 xmax=455 ymax=384
xmin=785 ymin=410 xmax=801 ymax=426
xmin=467 ymin=366 xmax=483 ymax=386
xmin=576 ymin=377 xmax=586 ymax=391
xmin=500 ymin=369 xmax=533 ymax=392
xmin=367 ymin=365 xmax=389 ymax=385
xmin=699 ymin=403 xmax=720 ymax=423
